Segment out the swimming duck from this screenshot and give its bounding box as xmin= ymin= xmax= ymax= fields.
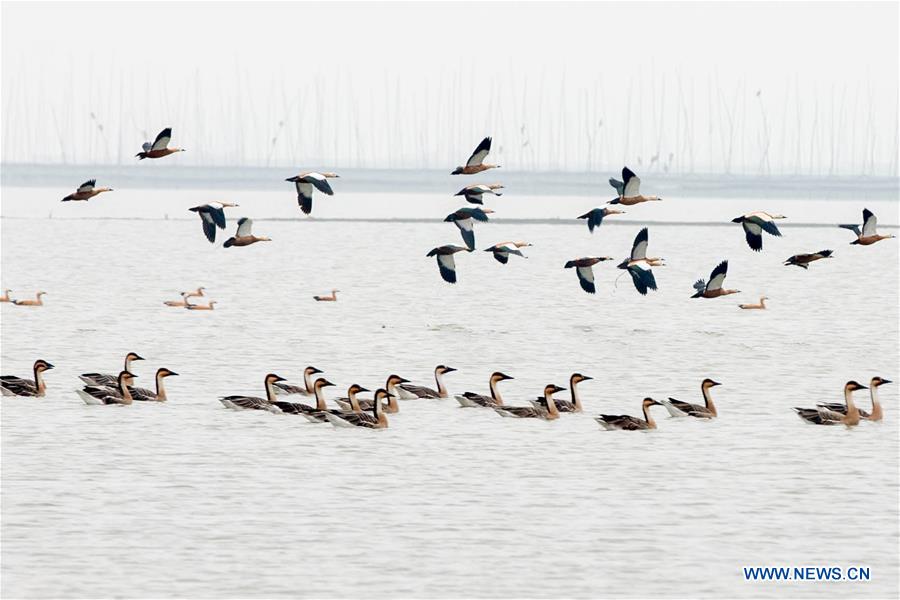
xmin=840 ymin=209 xmax=895 ymax=245
xmin=731 ymin=212 xmax=785 ymax=251
xmin=11 ymin=292 xmax=46 ymax=306
xmin=455 ymin=183 xmax=504 ymax=204
xmin=426 ymin=245 xmax=471 ymax=284
xmin=455 ymin=372 xmax=514 ymax=408
xmin=164 ymin=293 xmax=191 ymax=307
xmin=659 ymin=379 xmax=722 ymax=418
xmin=78 ymin=371 xmax=138 ymax=405
xmin=219 ymin=373 xmax=286 ymax=412
xmin=136 ymin=128 xmax=185 ymax=160
xmin=530 ymin=373 xmax=592 ymax=413
xmin=691 ymin=260 xmax=740 ymax=298
xmin=596 ymin=398 xmax=663 ymax=430
xmin=485 ymin=241 xmax=531 ymax=264
xmin=186 ymin=301 xmax=217 ymax=310
xmin=816 ymin=376 xmax=891 ymax=422
xmin=452 ymin=137 xmax=499 ymax=175
xmin=617 ymin=227 xmax=662 ymax=295
xmin=182 ymin=287 xmax=206 ymax=298
xmin=607 ymin=167 xmax=662 ymax=205
xmin=396 ymin=365 xmax=457 ymax=399
xmin=738 ymin=296 xmax=768 ymax=310
xmin=285 ymin=172 xmax=339 ymax=215
xmin=578 ymin=207 xmax=624 ymax=233
xmin=0 ymin=289 xmax=12 ymax=302
xmin=565 ymin=257 xmax=614 ymax=294
xmin=325 ymin=388 xmax=393 ymax=429
xmin=794 ymin=381 xmax=868 ymax=426
xmin=61 ymin=179 xmax=113 ymax=202
xmin=784 ymin=250 xmax=833 ymax=269
xmin=79 ymin=352 xmax=145 ymax=386
xmin=335 ymin=374 xmax=408 ymax=412
xmin=190 ymin=202 xmax=239 ymax=243
xmin=274 ymin=366 xmax=323 ymax=396
xmin=269 ymin=378 xmax=336 ymax=421
xmin=494 ymin=384 xmax=565 ymax=419
xmin=297 ymin=383 xmax=372 ymax=423
xmin=223 ymin=218 xmax=271 ymax=248
xmin=445 ymin=207 xmax=493 ymax=251
xmin=130 ymin=368 xmax=179 ymax=402
xmin=313 ymin=290 xmax=339 ymax=301
xmin=1 ymin=359 xmax=54 ymax=397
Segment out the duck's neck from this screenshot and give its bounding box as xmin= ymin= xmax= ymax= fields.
xmin=155 ymin=373 xmax=167 ymax=401
xmin=304 ymin=371 xmax=316 ymax=394
xmin=544 ymin=391 xmax=559 ymax=418
xmin=869 ymin=386 xmax=882 ymax=421
xmin=489 ymin=378 xmax=504 ymax=406
xmin=435 ymin=370 xmax=448 ymax=398
xmin=642 ymin=404 xmax=657 ymax=429
xmin=385 ymin=393 xmax=398 ymax=413
xmin=570 ymin=379 xmax=582 ymax=411
xmin=759 ymin=298 xmax=766 ymax=308
xmin=265 ymin=380 xmax=277 ymax=403
xmin=701 ymin=384 xmax=717 ymax=417
xmin=34 ymin=367 xmax=46 ymax=395
xmin=374 ymin=396 xmax=388 ymax=427
xmin=124 ymin=356 xmax=133 ymax=372
xmin=349 ymin=390 xmax=362 ymax=412
xmin=314 ymin=385 xmax=328 ymax=410
xmin=119 ymin=378 xmax=133 ymax=404
xmin=844 ymin=387 xmax=860 ymax=422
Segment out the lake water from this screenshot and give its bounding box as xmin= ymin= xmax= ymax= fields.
xmin=1 ymin=167 xmax=898 ymax=598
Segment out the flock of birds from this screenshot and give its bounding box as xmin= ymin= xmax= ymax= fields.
xmin=0 ymin=356 xmax=892 ymax=430
xmin=2 ymin=128 xmax=895 ymax=431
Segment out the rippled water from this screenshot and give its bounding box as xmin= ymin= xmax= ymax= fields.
xmin=2 ymin=177 xmax=898 ymax=598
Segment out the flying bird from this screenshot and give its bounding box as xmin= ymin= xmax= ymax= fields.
xmin=189 ymin=202 xmax=239 ymax=243
xmin=136 ymin=128 xmax=185 ymax=159
xmin=691 ymin=260 xmax=740 ymax=298
xmin=223 ymin=218 xmax=271 ymax=248
xmin=839 ymin=208 xmax=895 ymax=245
xmin=61 ymin=179 xmax=113 ymax=202
xmin=565 ymin=257 xmax=614 ymax=294
xmin=731 ymin=212 xmax=785 ymax=251
xmin=485 ymin=241 xmax=531 ymax=264
xmin=784 ymin=250 xmax=833 ymax=269
xmin=616 ymin=228 xmax=663 ymax=295
xmin=285 ymin=172 xmax=339 ymax=215
xmin=444 ymin=207 xmax=492 ymax=250
xmin=426 ymin=245 xmax=471 ymax=284
xmin=452 ymin=137 xmax=500 ymax=175
xmin=454 ymin=183 xmax=504 ymax=205
xmin=607 ymin=167 xmax=662 ymax=205
xmin=577 ymin=207 xmax=624 ymax=233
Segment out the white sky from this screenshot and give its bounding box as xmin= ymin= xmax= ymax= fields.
xmin=2 ymin=1 xmax=898 ymax=174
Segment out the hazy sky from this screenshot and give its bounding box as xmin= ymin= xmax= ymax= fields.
xmin=2 ymin=1 xmax=898 ymax=173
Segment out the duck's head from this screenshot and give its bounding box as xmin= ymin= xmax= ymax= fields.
xmin=323 ymin=172 xmax=340 ymax=178
xmin=347 ymin=383 xmax=370 ymax=395
xmin=157 ymin=367 xmax=179 ymax=378
xmin=315 ymin=378 xmax=335 ymax=390
xmin=845 ymin=380 xmax=868 ymax=392
xmin=605 ymin=208 xmax=625 ymax=215
xmin=436 ymin=365 xmax=457 ymax=375
xmin=37 ymin=291 xmax=47 ymax=297
xmin=374 ymin=388 xmax=394 ymax=401
xmin=265 ymin=373 xmax=286 ymax=384
xmin=731 ymin=216 xmax=745 ymax=223
xmin=607 ymin=198 xmax=622 ymax=205
xmin=386 ymin=374 xmax=410 ymax=386
xmin=642 ymin=397 xmax=662 ymax=408
xmin=491 ymin=372 xmax=514 ymax=383
xmin=451 ymin=166 xmax=465 ymax=175
xmin=871 ymin=376 xmax=892 ymax=388
xmin=571 ymin=373 xmax=593 ymax=385
xmin=305 ymin=366 xmax=324 ymax=377
xmin=126 ymin=352 xmax=145 ymax=362
xmin=544 ymin=384 xmax=566 ymax=396
xmin=616 ymin=258 xmax=631 ymax=270
xmin=515 ymin=241 xmax=533 ymax=248
xmin=34 ymin=359 xmax=54 ymax=372
xmin=120 ymin=370 xmax=138 ymax=383
xmin=702 ymin=378 xmax=722 ymax=388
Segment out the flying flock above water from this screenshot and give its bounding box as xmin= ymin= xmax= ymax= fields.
xmin=2 ymin=127 xmax=896 ymax=429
